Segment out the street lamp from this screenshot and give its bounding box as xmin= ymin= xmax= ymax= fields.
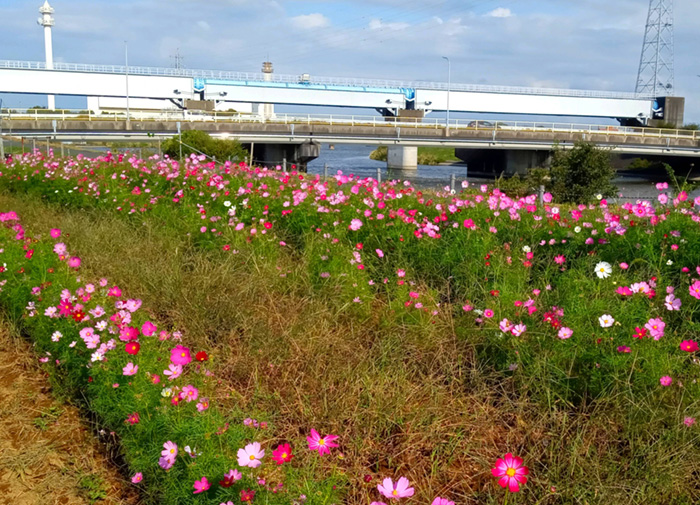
xmin=125 ymin=41 xmax=130 ymax=126
xmin=442 ymin=56 xmax=451 ymax=131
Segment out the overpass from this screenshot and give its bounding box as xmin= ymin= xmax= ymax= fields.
xmin=0 ymin=59 xmax=667 ymax=123
xmin=2 ymin=110 xmax=698 ymax=173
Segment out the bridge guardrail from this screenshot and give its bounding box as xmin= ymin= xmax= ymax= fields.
xmin=1 ymin=109 xmax=697 ymax=141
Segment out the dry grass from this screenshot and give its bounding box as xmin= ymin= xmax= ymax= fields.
xmin=0 ymin=313 xmax=141 ymax=505
xmin=4 ymin=193 xmax=700 ymax=505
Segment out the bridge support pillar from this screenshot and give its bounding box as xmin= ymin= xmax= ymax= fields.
xmin=251 ymin=141 xmax=320 ymax=172
xmin=387 ymin=145 xmax=417 ymax=170
xmin=455 ymin=148 xmax=550 ymax=176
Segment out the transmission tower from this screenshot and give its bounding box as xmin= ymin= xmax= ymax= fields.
xmin=170 ymin=48 xmax=184 ymax=72
xmin=635 ymin=0 xmax=674 ymax=96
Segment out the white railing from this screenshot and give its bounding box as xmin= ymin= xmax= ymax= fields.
xmin=1 ymin=109 xmax=697 ymax=141
xmin=0 ymin=59 xmax=655 ymax=100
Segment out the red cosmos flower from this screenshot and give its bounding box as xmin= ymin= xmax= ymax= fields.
xmin=223 ymin=244 xmax=231 ymax=251
xmin=195 ymin=351 xmax=208 ymax=362
xmin=125 ymin=342 xmax=141 ymax=355
xmin=271 ymin=443 xmax=294 ymax=465
xmin=263 ymin=222 xmax=272 ymax=230
xmin=71 ymin=310 xmax=86 ymax=322
xmin=125 ymin=412 xmax=140 ymax=425
xmin=633 ymin=327 xmax=648 ymax=339
xmin=240 ymin=489 xmax=255 ymax=502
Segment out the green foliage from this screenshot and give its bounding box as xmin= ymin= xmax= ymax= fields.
xmin=77 ymin=474 xmax=108 ymax=504
xmin=547 ymin=140 xmax=617 ymax=203
xmin=369 ymin=146 xmax=458 ymax=165
xmin=683 ymin=123 xmax=699 ymax=131
xmin=162 ymin=130 xmax=248 ymax=161
xmin=369 ymin=146 xmax=387 ymax=161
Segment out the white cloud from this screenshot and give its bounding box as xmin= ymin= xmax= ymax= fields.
xmin=486 ymin=8 xmax=513 ymax=18
xmin=197 ymin=20 xmax=210 ymax=30
xmin=368 ymin=18 xmax=410 ymax=31
xmin=290 ymin=13 xmax=329 ymax=30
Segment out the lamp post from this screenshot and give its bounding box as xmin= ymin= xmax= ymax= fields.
xmin=442 ymin=56 xmax=451 ymax=132
xmin=125 ymin=41 xmax=130 ymax=127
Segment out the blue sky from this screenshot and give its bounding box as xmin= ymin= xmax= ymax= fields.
xmin=0 ymin=0 xmax=698 ymax=122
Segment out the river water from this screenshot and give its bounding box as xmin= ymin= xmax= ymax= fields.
xmin=307 ymin=143 xmax=671 ymax=201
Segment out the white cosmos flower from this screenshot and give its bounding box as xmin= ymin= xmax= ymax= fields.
xmin=223 ymin=200 xmax=232 ymax=207
xmin=599 ymin=314 xmax=614 ymax=328
xmin=574 ymin=226 xmax=582 ymax=233
xmin=522 ymin=246 xmax=531 ymax=253
xmin=595 ymin=261 xmax=612 ymax=279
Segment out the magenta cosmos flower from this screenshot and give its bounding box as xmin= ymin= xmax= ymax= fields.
xmin=660 ymin=376 xmax=673 ymax=386
xmin=67 ymin=256 xmax=81 ymax=269
xmin=307 ymin=429 xmax=339 ymax=456
xmin=237 ymin=442 xmax=264 ymax=468
xmin=491 ymin=453 xmax=529 ymax=493
xmin=171 ymin=345 xmax=192 ymax=366
xmin=50 ymin=228 xmax=61 ymax=238
xmin=377 ymin=477 xmax=414 ymax=500
xmin=271 ymin=443 xmax=294 ymax=465
xmin=193 ymin=476 xmax=210 ymax=494
xmin=680 ymin=340 xmax=699 ymax=352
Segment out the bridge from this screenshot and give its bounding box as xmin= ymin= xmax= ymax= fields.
xmin=2 ymin=110 xmax=698 ymax=173
xmin=0 ymin=59 xmax=667 ymax=123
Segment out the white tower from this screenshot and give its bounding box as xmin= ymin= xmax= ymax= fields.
xmin=38 ymin=1 xmax=55 ymax=109
xmin=261 ymin=61 xmax=275 ymax=119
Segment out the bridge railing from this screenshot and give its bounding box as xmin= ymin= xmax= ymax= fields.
xmin=0 ymin=59 xmax=656 ymax=100
xmin=1 ymin=108 xmax=698 ymax=141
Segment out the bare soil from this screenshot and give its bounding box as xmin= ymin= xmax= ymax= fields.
xmin=0 ymin=320 xmax=141 ymax=505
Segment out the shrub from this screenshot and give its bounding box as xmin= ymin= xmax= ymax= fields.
xmin=162 ymin=130 xmax=248 ymax=161
xmin=547 ymin=140 xmax=617 ymax=203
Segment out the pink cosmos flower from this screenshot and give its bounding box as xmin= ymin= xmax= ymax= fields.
xmin=119 ymin=326 xmax=140 ymax=342
xmin=237 ymin=442 xmax=265 ymax=468
xmin=108 ymin=286 xmax=122 ymax=297
xmin=307 ymin=428 xmax=339 ymax=456
xmin=499 ymin=319 xmax=513 ymax=333
xmin=680 ymin=340 xmax=699 ymax=352
xmin=141 ymin=321 xmax=157 ymax=336
xmin=159 ymin=455 xmax=175 ymax=470
xmin=67 ymin=256 xmax=81 ymax=269
xmin=684 ymin=417 xmax=696 ymax=427
xmin=492 ymin=453 xmax=529 ymax=493
xmin=219 ymin=469 xmax=243 ymax=488
xmin=554 ymin=255 xmax=566 ymax=265
xmin=196 ymin=398 xmax=209 ymax=412
xmin=483 ymin=309 xmax=494 ymax=319
xmin=171 ymin=345 xmax=192 ymax=366
xmin=377 ymin=477 xmax=414 ymax=500
xmin=660 ymin=376 xmax=673 ymax=386
xmin=349 ymin=219 xmax=363 ymax=231
xmin=511 ymin=323 xmax=526 ymax=336
xmin=53 ymin=243 xmax=67 ymax=255
xmin=164 ymin=363 xmax=183 ymax=381
xmin=664 ymin=294 xmax=681 ymax=311
xmin=376 ymin=249 xmax=384 ymax=258
xmin=182 ymin=384 xmax=199 ymax=402
xmin=162 ymin=441 xmax=178 ymax=459
xmin=193 ymin=476 xmax=210 ymax=494
xmin=50 ymin=228 xmax=61 ymax=239
xmin=690 ymin=280 xmax=700 ymax=300
xmin=131 ymin=472 xmax=143 ymax=484
xmin=558 ymin=327 xmax=573 ymax=340
xmin=431 ymin=498 xmax=455 ymax=505
xmin=123 ymin=362 xmax=138 ymax=376
xmin=645 ymin=318 xmax=665 ymax=340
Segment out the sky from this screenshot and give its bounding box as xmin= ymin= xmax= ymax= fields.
xmin=0 ymin=0 xmax=698 ymax=122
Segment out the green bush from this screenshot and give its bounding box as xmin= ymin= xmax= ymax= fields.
xmin=162 ymin=130 xmax=248 ymax=161
xmin=547 ymin=141 xmax=617 ymax=203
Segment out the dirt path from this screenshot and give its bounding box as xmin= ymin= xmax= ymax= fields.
xmin=0 ymin=320 xmax=141 ymax=505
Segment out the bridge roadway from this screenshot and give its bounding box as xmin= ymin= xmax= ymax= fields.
xmin=0 ymin=60 xmax=655 ymax=121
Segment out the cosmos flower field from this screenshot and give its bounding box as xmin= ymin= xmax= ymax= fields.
xmin=1 ymin=150 xmax=700 ymax=504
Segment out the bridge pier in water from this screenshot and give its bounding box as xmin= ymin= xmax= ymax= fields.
xmin=387 ymin=145 xmax=418 ymax=170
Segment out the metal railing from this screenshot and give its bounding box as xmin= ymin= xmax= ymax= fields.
xmin=0 ymin=59 xmax=655 ymax=100
xmin=1 ymin=109 xmax=697 ymax=141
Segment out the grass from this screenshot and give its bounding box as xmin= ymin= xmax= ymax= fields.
xmin=369 ymin=146 xmax=460 ymax=165
xmin=0 ymin=152 xmax=700 ymax=504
